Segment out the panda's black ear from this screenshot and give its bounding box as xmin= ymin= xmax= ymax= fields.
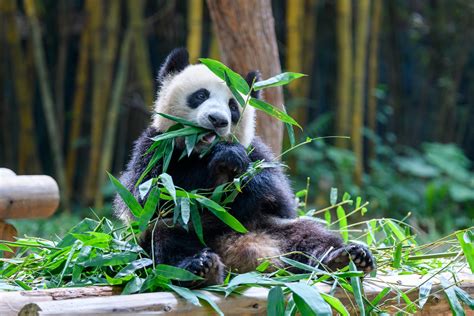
xmin=158 ymin=48 xmax=190 ymax=82
xmin=245 ymin=70 xmax=262 ymax=99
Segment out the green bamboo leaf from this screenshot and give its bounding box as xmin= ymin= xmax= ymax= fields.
xmin=349 ymin=261 xmax=366 ymax=315
xmin=0 ymin=244 xmax=13 ymax=253
xmin=115 ymin=258 xmax=153 ymax=278
xmin=197 ymin=197 xmax=247 ymax=233
xmin=140 ymin=187 xmax=160 ymax=231
xmin=199 ymin=58 xmax=250 ymax=94
xmin=108 ymin=172 xmax=143 ymax=217
xmin=150 ymin=126 xmax=206 ymax=142
xmin=190 ymin=204 xmax=205 ymax=245
xmin=367 ymin=287 xmax=391 ymax=313
xmin=392 ymin=242 xmax=403 ymax=268
xmin=224 ymin=71 xmax=246 ymax=106
xmin=457 ymin=231 xmax=474 ymax=273
xmin=122 ymin=276 xmax=144 ymax=295
xmin=454 ymin=286 xmax=474 ymax=310
xmin=285 ymin=282 xmax=332 ymax=316
xmin=157 ymin=112 xmax=202 ymax=128
xmin=167 ymin=284 xmax=201 ymax=306
xmin=181 ymin=198 xmax=191 ymax=225
xmin=440 ymin=277 xmax=466 ymax=316
xmin=81 ymin=252 xmax=138 ymax=267
xmin=321 ymin=293 xmax=349 ymax=316
xmin=248 ymin=98 xmax=301 ymax=128
xmin=194 ymin=291 xmax=224 ymax=316
xmin=268 ymin=286 xmax=285 ymax=316
xmin=185 ymin=133 xmax=198 ymax=156
xmin=419 ymin=280 xmax=433 ymax=308
xmin=337 ymin=205 xmax=348 ymax=242
xmin=253 ymin=72 xmax=306 ymax=91
xmin=160 ymin=173 xmax=176 ymax=203
xmin=136 ymin=146 xmax=166 ymax=187
xmin=155 ymin=264 xmax=202 ymax=281
xmin=285 ymin=122 xmax=296 ymax=147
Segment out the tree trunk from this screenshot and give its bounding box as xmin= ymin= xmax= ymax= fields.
xmin=24 ymin=0 xmax=70 ymax=210
xmin=335 ymin=0 xmax=353 ymax=149
xmin=352 ymin=0 xmax=370 ymax=185
xmin=207 ymin=0 xmax=285 ymax=154
xmin=367 ymin=0 xmax=382 ymax=166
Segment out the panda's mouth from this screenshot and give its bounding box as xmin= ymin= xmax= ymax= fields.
xmin=201 ymin=132 xmax=217 ymax=144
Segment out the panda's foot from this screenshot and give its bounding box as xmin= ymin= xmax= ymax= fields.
xmin=178 ymin=248 xmax=224 ymax=287
xmin=324 ymin=243 xmax=375 ymax=273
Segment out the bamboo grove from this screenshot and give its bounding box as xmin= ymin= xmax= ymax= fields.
xmin=0 ymin=0 xmax=473 ymax=214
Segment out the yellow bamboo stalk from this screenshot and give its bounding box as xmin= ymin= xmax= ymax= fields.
xmin=24 ymin=0 xmax=70 ymax=209
xmin=352 ymin=0 xmax=370 ymax=185
xmin=301 ymin=0 xmax=318 ymax=98
xmin=186 ymin=0 xmax=203 ymax=63
xmin=209 ymin=28 xmax=220 ymax=60
xmin=86 ymin=0 xmax=121 ymax=205
xmin=2 ymin=0 xmax=39 ymax=174
xmin=66 ymin=20 xmax=90 ymax=191
xmin=95 ymin=31 xmax=132 ymax=209
xmin=286 ymin=0 xmax=305 ymax=125
xmin=127 ymin=0 xmax=154 ymax=107
xmin=335 ymin=0 xmax=353 ymax=149
xmin=367 ymin=0 xmax=382 ymax=165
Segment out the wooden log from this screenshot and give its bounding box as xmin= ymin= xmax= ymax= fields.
xmin=0 ymin=272 xmax=470 ymax=315
xmin=0 ymin=172 xmax=59 ymax=219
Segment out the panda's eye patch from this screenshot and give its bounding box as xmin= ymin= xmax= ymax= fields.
xmin=187 ymin=88 xmax=210 ymax=109
xmin=229 ymin=98 xmax=240 ymax=123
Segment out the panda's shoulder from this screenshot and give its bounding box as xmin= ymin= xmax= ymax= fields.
xmin=249 ymin=136 xmax=276 ymax=161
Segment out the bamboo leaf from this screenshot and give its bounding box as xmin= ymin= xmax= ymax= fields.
xmin=454 ymin=286 xmax=474 ymax=310
xmin=268 ymin=286 xmax=285 ymax=316
xmin=285 ymin=282 xmax=332 ymax=316
xmin=337 ymin=205 xmax=348 ymax=242
xmin=159 ymin=173 xmax=176 ymax=203
xmin=349 ymin=261 xmax=365 ymax=315
xmin=248 ymin=98 xmax=301 ymax=128
xmin=440 ymin=277 xmax=466 ymax=316
xmin=190 ymin=204 xmax=205 ymax=245
xmin=167 ymin=284 xmax=201 ymax=306
xmin=155 ymin=264 xmax=202 ymax=281
xmin=140 ymin=187 xmax=160 ymax=231
xmin=81 ymin=252 xmax=138 ymax=267
xmin=108 ymin=172 xmax=143 ymax=217
xmin=116 ymin=258 xmax=153 ymax=278
xmin=199 ymin=58 xmax=250 ymax=94
xmin=194 ymin=291 xmax=224 ymax=316
xmin=321 ymin=293 xmax=349 ymax=316
xmin=253 ymin=72 xmax=306 ymax=90
xmin=392 ymin=242 xmax=403 ymax=268
xmin=419 ymin=280 xmax=433 ymax=308
xmin=151 ymin=126 xmax=206 ymax=142
xmin=457 ymin=231 xmax=474 ymax=273
xmin=197 ymin=197 xmax=247 ymax=233
xmin=157 ymin=112 xmax=202 ymax=128
xmin=181 ymin=198 xmax=191 ymax=225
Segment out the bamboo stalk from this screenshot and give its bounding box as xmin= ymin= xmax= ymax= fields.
xmin=367 ymin=0 xmax=382 ymax=166
xmin=86 ymin=0 xmax=121 ymax=205
xmin=351 ymin=0 xmax=370 ymax=186
xmin=286 ymin=0 xmax=305 ymax=125
xmin=2 ymin=0 xmax=39 ymax=174
xmin=187 ymin=0 xmax=203 ymax=63
xmin=128 ymin=0 xmax=154 ymax=107
xmin=65 ymin=8 xmax=91 ymax=192
xmin=23 ymin=0 xmax=70 ymax=210
xmin=95 ymin=31 xmax=132 ymax=209
xmin=335 ymin=0 xmax=353 ymax=149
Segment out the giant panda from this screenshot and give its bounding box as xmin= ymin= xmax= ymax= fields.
xmin=115 ymin=48 xmax=375 ymax=286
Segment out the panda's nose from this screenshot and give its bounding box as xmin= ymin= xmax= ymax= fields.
xmin=208 ymin=113 xmax=229 ymax=128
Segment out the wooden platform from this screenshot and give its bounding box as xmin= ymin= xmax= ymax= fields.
xmin=1 ymin=271 xmax=472 ymax=315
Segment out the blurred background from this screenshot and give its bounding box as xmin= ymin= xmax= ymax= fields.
xmin=0 ymin=0 xmax=473 ymax=240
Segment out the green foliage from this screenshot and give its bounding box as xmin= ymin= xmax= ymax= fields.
xmin=292 ymin=138 xmax=474 ymax=238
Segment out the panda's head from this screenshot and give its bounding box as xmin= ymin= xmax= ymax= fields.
xmin=151 ymin=48 xmax=260 ymax=148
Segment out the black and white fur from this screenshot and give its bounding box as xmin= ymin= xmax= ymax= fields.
xmin=115 ymin=48 xmax=375 ymax=286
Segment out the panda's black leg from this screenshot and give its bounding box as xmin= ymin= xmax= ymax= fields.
xmin=319 ymin=243 xmax=375 ymax=273
xmin=177 ymin=248 xmax=225 ymax=287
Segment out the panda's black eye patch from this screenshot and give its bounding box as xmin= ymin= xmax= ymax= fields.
xmin=187 ymin=88 xmax=210 ymax=109
xmin=229 ymin=98 xmax=240 ymax=123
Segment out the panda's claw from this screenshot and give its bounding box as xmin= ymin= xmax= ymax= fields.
xmin=323 ymin=243 xmax=375 ymax=273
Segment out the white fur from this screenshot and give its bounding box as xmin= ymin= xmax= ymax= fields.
xmin=152 ymin=64 xmax=256 ymax=147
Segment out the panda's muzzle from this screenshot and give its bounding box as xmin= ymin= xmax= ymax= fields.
xmin=208 ymin=113 xmax=228 ymax=129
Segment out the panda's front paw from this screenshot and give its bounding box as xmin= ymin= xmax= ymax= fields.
xmin=209 ymin=143 xmax=250 ymax=184
xmin=324 ymin=243 xmax=375 ymax=273
xmin=178 ymin=249 xmax=225 ymax=287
